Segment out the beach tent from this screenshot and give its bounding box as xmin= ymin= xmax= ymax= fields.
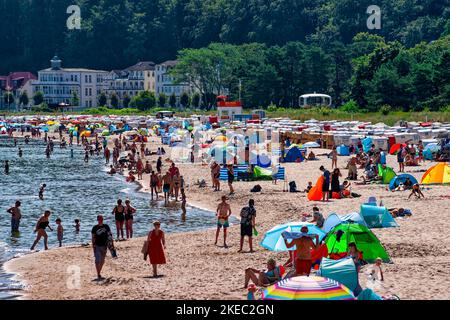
xmin=357 ymin=289 xmax=382 ymax=300
xmin=284 ymin=145 xmax=305 ymax=162
xmin=388 ymin=174 xmax=418 ymax=190
xmin=325 ymin=223 xmax=391 ymax=263
xmin=256 ymin=154 xmax=272 ymax=168
xmin=337 ymin=145 xmax=350 ymax=156
xmin=323 ymin=212 xmax=367 ymax=233
xmin=253 ymin=166 xmax=273 ymax=180
xmin=308 ymin=176 xmax=324 ymax=201
xmin=360 ymin=205 xmax=398 ymax=228
xmin=423 ymin=149 xmax=434 ymax=160
xmin=421 ymin=162 xmax=450 ymax=184
xmin=424 ymin=143 xmax=441 ymax=153
xmin=378 ymin=165 xmax=396 ymax=184
xmin=362 ymin=137 xmax=373 ymax=153
xmin=319 ymin=258 xmax=358 ymax=292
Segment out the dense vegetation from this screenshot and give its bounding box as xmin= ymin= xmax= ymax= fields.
xmin=1 ymin=0 xmax=449 ymax=110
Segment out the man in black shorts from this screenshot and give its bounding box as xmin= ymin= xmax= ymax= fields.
xmin=91 ymin=215 xmax=112 ymax=280
xmin=239 ymin=199 xmax=256 ymax=253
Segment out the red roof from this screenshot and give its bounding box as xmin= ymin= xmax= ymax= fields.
xmin=0 ymin=72 xmax=37 ymax=90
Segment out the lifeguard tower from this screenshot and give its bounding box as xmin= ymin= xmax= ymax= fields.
xmin=217 ymin=95 xmax=243 ymax=121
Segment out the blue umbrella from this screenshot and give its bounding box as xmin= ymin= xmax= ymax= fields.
xmin=260 ymin=222 xmax=326 ymax=252
xmin=424 ymin=143 xmax=440 ymax=153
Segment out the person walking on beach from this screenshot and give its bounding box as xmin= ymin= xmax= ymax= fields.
xmin=124 ymin=199 xmax=136 ymax=239
xmin=112 ymin=199 xmax=125 ymax=240
xmin=239 ymin=199 xmax=256 ymax=253
xmin=136 ymin=157 xmax=144 ymax=180
xmin=56 ymin=218 xmax=64 ymax=247
xmin=172 ymin=172 xmax=181 ymax=201
xmin=7 ymin=201 xmax=22 ymax=233
xmin=181 ymin=188 xmax=187 ymax=222
xmin=104 ymin=146 xmax=111 ymax=165
xmin=91 ymin=215 xmax=112 ymax=280
xmin=227 ymin=164 xmax=235 ymax=195
xmin=4 ymin=160 xmax=10 ymax=175
xmin=30 ymin=210 xmax=53 ymax=251
xmin=215 ymin=196 xmax=231 ymax=248
xmin=147 ymin=221 xmax=166 ymax=278
xmin=331 ymin=146 xmax=338 ymax=169
xmin=150 ymin=171 xmax=159 ymax=201
xmin=162 ymin=172 xmax=172 ymax=205
xmin=320 ymin=166 xmax=330 ymax=202
xmin=39 ymin=184 xmax=46 ymax=200
xmin=156 ymin=157 xmax=162 ymax=174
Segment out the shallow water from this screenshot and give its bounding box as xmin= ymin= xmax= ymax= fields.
xmin=0 ymin=135 xmax=228 ymax=299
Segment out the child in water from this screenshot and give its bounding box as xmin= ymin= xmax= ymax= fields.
xmin=56 ymin=218 xmax=64 ymax=247
xmin=74 ymin=219 xmax=80 ymax=233
xmin=39 ymin=184 xmax=46 ymax=200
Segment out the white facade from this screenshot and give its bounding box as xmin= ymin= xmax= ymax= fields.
xmin=32 ymin=56 xmax=108 ymax=109
xmin=155 ymin=61 xmax=193 ymax=100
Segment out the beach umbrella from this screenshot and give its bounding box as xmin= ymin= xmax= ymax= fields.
xmin=424 ymin=143 xmax=440 ymax=153
xmin=262 ymin=276 xmax=355 ymax=300
xmin=260 ymin=222 xmax=326 ymax=252
xmin=389 ymin=143 xmax=406 ymax=155
xmin=101 ymin=130 xmax=110 ymax=136
xmin=215 ymin=135 xmax=228 ymax=142
xmin=303 ymin=141 xmax=320 ymax=148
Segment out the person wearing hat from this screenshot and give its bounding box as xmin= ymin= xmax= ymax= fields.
xmin=147 ymin=221 xmax=166 ymax=277
xmin=283 ymin=226 xmax=319 ymax=276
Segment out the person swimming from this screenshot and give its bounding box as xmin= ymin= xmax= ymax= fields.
xmin=39 ymin=184 xmax=46 ymax=200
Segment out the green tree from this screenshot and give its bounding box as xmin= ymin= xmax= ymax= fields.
xmin=110 ymin=93 xmax=119 ymax=109
xmin=130 ymin=91 xmax=156 ymax=111
xmin=19 ymin=90 xmax=29 ymax=107
xmin=33 ymin=91 xmax=44 ymax=105
xmin=191 ymin=93 xmax=201 ymax=108
xmin=123 ymin=94 xmax=131 ymax=108
xmin=180 ymin=92 xmax=190 ymax=108
xmin=71 ymin=91 xmax=80 ymax=108
xmin=98 ymin=92 xmax=107 ymax=107
xmin=158 ymin=93 xmax=167 ymax=108
xmin=169 ymin=93 xmax=177 ymax=108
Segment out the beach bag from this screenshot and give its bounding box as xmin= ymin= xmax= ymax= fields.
xmin=141 ymin=240 xmax=149 ymax=260
xmin=332 ymin=192 xmax=341 ymax=199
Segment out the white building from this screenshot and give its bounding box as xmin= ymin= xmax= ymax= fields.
xmin=105 ymin=61 xmax=156 ymax=107
xmin=155 ymin=60 xmax=194 ymax=102
xmin=31 ymin=56 xmax=109 ymax=109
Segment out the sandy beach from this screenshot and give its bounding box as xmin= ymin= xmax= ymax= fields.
xmin=4 ymin=134 xmax=450 ymax=300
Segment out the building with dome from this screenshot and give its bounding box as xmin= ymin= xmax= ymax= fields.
xmin=31 ymin=56 xmax=109 ymax=110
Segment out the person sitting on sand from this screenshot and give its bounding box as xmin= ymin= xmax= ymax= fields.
xmin=244 ymin=258 xmax=282 ymax=288
xmin=310 ymin=207 xmax=324 ymax=228
xmin=408 ymin=183 xmax=425 ymax=199
xmin=304 ymin=181 xmax=313 ymax=193
xmin=215 ymin=196 xmax=231 ymax=248
xmin=283 ymin=226 xmax=319 ymax=276
xmin=307 ymin=151 xmax=316 ymax=161
xmin=30 ymin=210 xmax=53 ymax=251
xmin=144 ymin=161 xmax=152 ymax=174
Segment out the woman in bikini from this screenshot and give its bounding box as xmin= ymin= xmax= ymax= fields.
xmin=124 ymin=200 xmax=137 ymax=239
xmin=172 ymin=173 xmax=181 ymax=201
xmin=31 ymin=210 xmax=53 ymax=251
xmin=112 ymin=199 xmax=125 ymax=240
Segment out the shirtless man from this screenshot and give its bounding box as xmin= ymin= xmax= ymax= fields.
xmin=283 ymin=226 xmax=319 ymax=276
xmin=7 ymin=201 xmax=22 ymax=233
xmin=162 ymin=172 xmax=172 ymax=205
xmin=215 ymin=196 xmax=232 ymax=248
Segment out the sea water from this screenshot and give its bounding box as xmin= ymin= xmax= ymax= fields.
xmin=0 ymin=135 xmax=227 ymax=299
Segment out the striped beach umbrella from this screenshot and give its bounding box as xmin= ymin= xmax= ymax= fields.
xmin=262 ymin=276 xmax=355 ymax=300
